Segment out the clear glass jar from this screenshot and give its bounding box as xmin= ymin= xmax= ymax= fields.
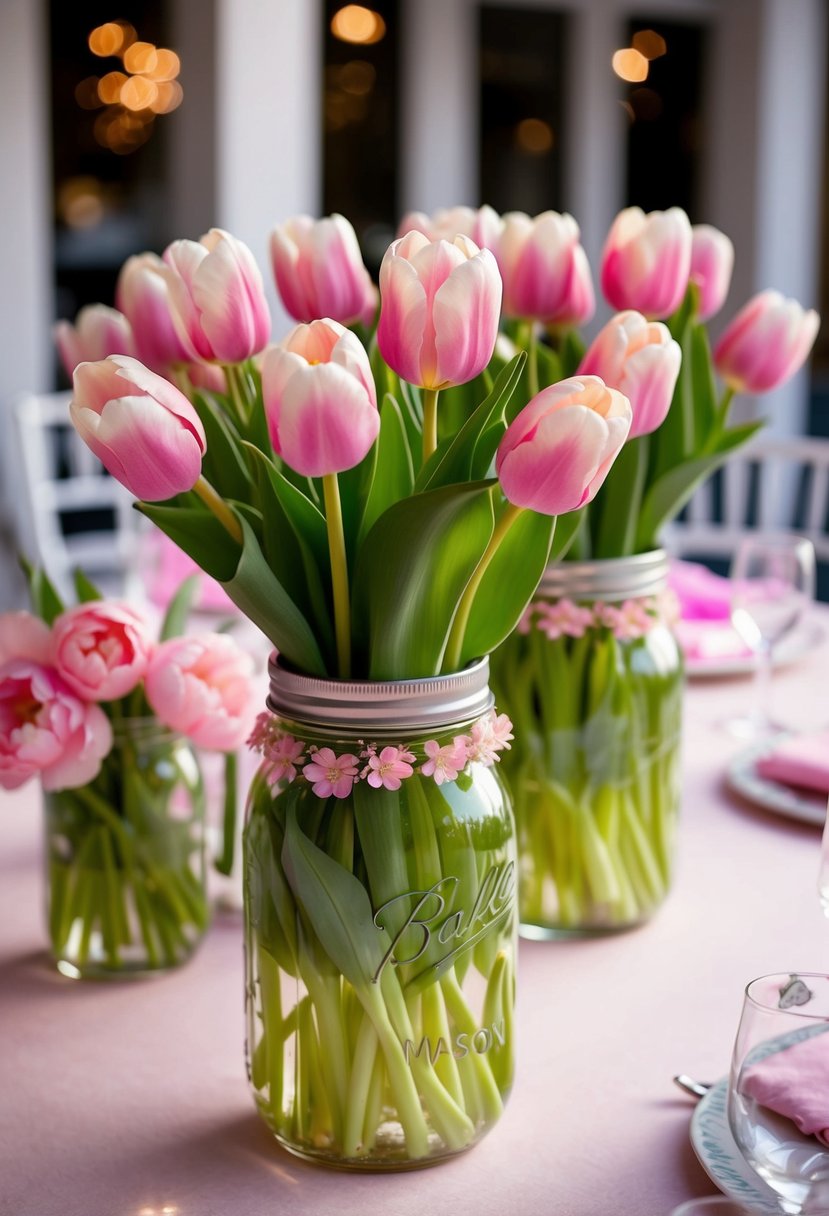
xmin=491 ymin=551 xmax=683 ymax=937
xmin=44 ymin=719 xmax=209 ymax=979
xmin=243 ymin=658 xmax=517 ymax=1170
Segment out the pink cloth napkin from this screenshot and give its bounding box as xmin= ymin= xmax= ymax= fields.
xmin=143 ymin=532 xmax=236 ymax=614
xmin=673 ymin=619 xmax=754 ymax=663
xmin=669 ymin=559 xmax=734 ymax=621
xmin=756 ymin=732 xmax=829 ymax=794
xmin=742 ymin=1031 xmax=829 ymax=1145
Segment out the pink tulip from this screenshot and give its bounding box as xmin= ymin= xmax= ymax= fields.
xmin=397 ymin=206 xmax=481 ymax=242
xmin=689 ymin=225 xmax=734 ymax=322
xmin=261 ymin=319 xmax=379 ymax=476
xmin=496 ymin=376 xmax=632 ymax=515
xmin=485 ymin=210 xmax=595 ymax=326
xmin=70 ymin=355 xmax=206 ymax=501
xmin=270 ymin=213 xmax=376 ymax=327
xmin=144 ymin=634 xmax=257 ymax=751
xmin=713 ymin=290 xmax=820 ymax=394
xmin=0 ymin=612 xmax=52 ymax=666
xmin=578 ymin=310 xmax=681 ymax=438
xmin=0 ymin=659 xmax=112 ymax=790
xmin=601 ymin=207 xmax=692 ymax=319
xmin=378 ymin=231 xmax=502 ymax=389
xmin=116 ymin=252 xmax=192 ymax=370
xmin=54 ymin=305 xmax=135 ymax=379
xmin=163 ymin=228 xmax=271 ymax=364
xmin=52 ymin=602 xmax=151 ymax=701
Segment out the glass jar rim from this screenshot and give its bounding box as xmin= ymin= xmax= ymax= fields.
xmin=539 ymin=548 xmax=669 ymax=602
xmin=110 ymin=717 xmax=182 ymax=747
xmin=744 ymin=972 xmax=829 ymax=1019
xmin=267 ymin=655 xmax=494 ymax=731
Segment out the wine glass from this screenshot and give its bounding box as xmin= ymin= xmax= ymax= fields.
xmin=728 ymin=972 xmax=829 ymax=1214
xmin=817 ymin=800 xmax=829 ymax=919
xmin=728 ymin=534 xmax=816 ymax=740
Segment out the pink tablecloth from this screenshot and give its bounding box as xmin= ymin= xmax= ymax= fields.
xmin=2 ymin=620 xmax=829 ymax=1216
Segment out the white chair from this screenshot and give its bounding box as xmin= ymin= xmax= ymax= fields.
xmin=11 ymin=391 xmax=145 ymax=600
xmin=665 ymin=434 xmax=829 ymax=564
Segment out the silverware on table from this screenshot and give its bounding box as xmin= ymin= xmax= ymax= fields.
xmin=673 ymin=1074 xmax=712 ymax=1099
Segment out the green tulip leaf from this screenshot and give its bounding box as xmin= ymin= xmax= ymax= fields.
xmin=355 ymin=481 xmax=497 ymax=678
xmin=72 ymin=568 xmax=104 ymax=604
xmin=691 ymin=323 xmax=718 ymax=448
xmin=359 ymin=394 xmax=415 ymax=543
xmin=19 ymin=555 xmax=64 ymax=625
xmin=191 ymin=390 xmax=252 ymax=501
xmin=159 ymin=573 xmax=200 ymax=640
xmin=548 ymin=507 xmax=585 ymax=562
xmin=558 ymin=330 xmax=587 ymax=379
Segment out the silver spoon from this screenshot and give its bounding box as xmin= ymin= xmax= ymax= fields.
xmin=673 ymin=1074 xmax=712 ymax=1099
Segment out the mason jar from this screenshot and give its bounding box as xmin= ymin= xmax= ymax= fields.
xmin=44 ymin=719 xmax=209 ymax=979
xmin=243 ymin=657 xmax=517 ymax=1169
xmin=491 ymin=550 xmax=683 ymax=937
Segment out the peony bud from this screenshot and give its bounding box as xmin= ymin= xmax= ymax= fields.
xmin=378 ymin=231 xmax=502 ymax=389
xmin=54 ymin=305 xmax=134 ymax=378
xmin=713 ymin=290 xmax=820 ymax=395
xmin=270 ymin=213 xmax=376 ymax=327
xmin=70 ymin=355 xmax=206 ymax=501
xmin=116 ymin=252 xmax=192 ymax=370
xmin=144 ymin=633 xmax=257 ymax=751
xmin=52 ymin=601 xmax=151 ymax=701
xmin=486 ymin=209 xmax=595 ymax=326
xmin=601 ymin=206 xmax=693 ymax=319
xmin=262 ymin=319 xmax=378 ymax=477
xmin=163 ymin=228 xmax=271 ymax=364
xmin=578 ymin=310 xmax=681 ymax=438
xmin=689 ymin=225 xmax=734 ymax=322
xmin=496 ymin=376 xmax=632 ymax=515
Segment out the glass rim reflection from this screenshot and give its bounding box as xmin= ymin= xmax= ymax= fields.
xmin=743 ymin=971 xmax=829 ymax=1019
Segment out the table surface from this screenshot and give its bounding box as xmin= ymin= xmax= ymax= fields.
xmin=2 ymin=622 xmax=829 ymax=1216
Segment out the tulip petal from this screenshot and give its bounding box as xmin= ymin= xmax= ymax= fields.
xmin=192 ymin=235 xmax=271 ymax=364
xmin=499 ymin=405 xmax=612 ymax=514
xmin=432 ymin=251 xmax=502 ymax=388
xmin=277 ymin=363 xmax=380 ymax=477
xmin=378 ymin=256 xmax=429 ymax=386
xmin=85 ymin=394 xmax=203 ymax=500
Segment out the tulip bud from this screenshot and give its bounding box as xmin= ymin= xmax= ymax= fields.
xmin=54 ymin=305 xmax=134 ymax=378
xmin=486 ymin=209 xmax=595 ymax=326
xmin=270 ymin=213 xmax=377 ymax=327
xmin=378 ymin=231 xmax=502 ymax=389
xmin=601 ymin=206 xmax=693 ymax=319
xmin=116 ymin=252 xmax=192 ymax=370
xmin=689 ymin=225 xmax=734 ymax=322
xmin=163 ymin=228 xmax=271 ymax=364
xmin=396 ymin=205 xmax=480 ymax=242
xmin=262 ymin=319 xmax=379 ymax=477
xmin=70 ymin=355 xmax=207 ymax=501
xmin=713 ymin=290 xmax=820 ymax=394
xmin=496 ymin=376 xmax=632 ymax=515
xmin=578 ymin=310 xmax=681 ymax=438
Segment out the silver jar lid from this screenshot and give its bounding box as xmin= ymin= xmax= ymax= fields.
xmin=267 ymin=655 xmax=494 ymax=731
xmin=539 ymin=549 xmax=669 ymax=602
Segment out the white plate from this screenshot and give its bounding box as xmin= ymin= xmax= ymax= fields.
xmin=690 ymin=1077 xmax=780 ymax=1214
xmin=726 ymin=743 xmax=827 ymax=827
xmin=684 ymin=622 xmax=825 ymax=679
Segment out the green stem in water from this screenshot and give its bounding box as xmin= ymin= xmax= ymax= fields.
xmin=716 ymin=385 xmax=735 ymax=429
xmin=422 ymin=387 xmax=440 ymax=465
xmin=224 ymin=363 xmax=251 ymax=425
xmin=322 ymin=473 xmax=352 ymax=678
xmin=214 ymin=750 xmax=237 ymax=877
xmin=527 ymin=325 xmax=539 ymax=399
xmin=193 ymin=476 xmax=243 ymax=545
xmin=443 ymin=502 xmax=525 ymax=673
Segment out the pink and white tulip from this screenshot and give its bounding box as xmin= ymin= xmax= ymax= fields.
xmin=54 ymin=305 xmax=134 ymax=378
xmin=145 ymin=634 xmax=256 ymax=752
xmin=0 ymin=660 xmax=112 ymax=790
xmin=486 ymin=210 xmax=595 ymax=326
xmin=70 ymin=355 xmax=206 ymax=501
xmin=578 ymin=310 xmax=681 ymax=438
xmin=163 ymin=228 xmax=271 ymax=364
xmin=713 ymin=290 xmax=820 ymax=395
xmin=397 ymin=206 xmax=481 ymax=242
xmin=0 ymin=612 xmax=52 ymax=666
xmin=378 ymin=231 xmax=502 ymax=389
xmin=116 ymin=252 xmax=192 ymax=371
xmin=270 ymin=213 xmax=376 ymax=327
xmin=262 ymin=319 xmax=379 ymax=477
xmin=689 ymin=225 xmax=734 ymax=322
xmin=601 ymin=207 xmax=693 ymax=319
xmin=496 ymin=376 xmax=632 ymax=516
xmin=52 ymin=602 xmax=151 ymax=701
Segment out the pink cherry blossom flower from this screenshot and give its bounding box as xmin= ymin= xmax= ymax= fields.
xmin=536 ymin=599 xmax=593 ymax=640
xmin=488 ymin=712 xmax=514 ymax=751
xmin=593 ymin=602 xmax=623 ymax=632
xmin=517 ymin=605 xmax=535 ymax=635
xmin=364 ymin=744 xmax=415 ymax=791
xmin=263 ymin=733 xmax=306 ymax=786
xmin=421 ymin=738 xmax=468 ymax=786
xmin=303 ymin=747 xmax=359 ymax=798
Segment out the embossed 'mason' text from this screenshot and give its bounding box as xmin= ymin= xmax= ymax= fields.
xmin=403 ymin=1018 xmax=507 ymax=1066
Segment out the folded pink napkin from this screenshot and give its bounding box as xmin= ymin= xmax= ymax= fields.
xmin=669 ymin=559 xmax=734 ymax=621
xmin=756 ymin=732 xmax=829 ymax=794
xmin=742 ymin=1031 xmax=829 ymax=1145
xmin=674 ymin=619 xmax=754 ymax=664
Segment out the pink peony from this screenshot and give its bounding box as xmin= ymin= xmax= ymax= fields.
xmin=52 ymin=602 xmax=151 ymax=701
xmin=0 ymin=612 xmax=52 ymax=665
xmin=0 ymin=659 xmax=112 ymax=791
xmin=144 ymin=634 xmax=257 ymax=751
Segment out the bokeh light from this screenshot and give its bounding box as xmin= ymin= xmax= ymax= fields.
xmin=338 ymin=60 xmax=376 ymax=96
xmin=330 ymin=6 xmax=386 ymax=45
xmin=515 ymin=117 xmax=554 ymax=154
xmin=120 ymin=75 xmax=159 ymax=111
xmin=150 ymin=81 xmax=184 ymax=114
xmin=88 ymin=23 xmax=123 ymax=57
xmin=123 ymin=41 xmax=159 ymax=74
xmin=74 ymin=77 xmax=102 ymax=110
xmin=145 ymin=49 xmax=181 ymax=82
xmin=632 ymin=29 xmax=667 ymax=60
xmin=98 ymin=71 xmax=127 ymax=104
xmin=612 ymin=48 xmax=649 ymax=83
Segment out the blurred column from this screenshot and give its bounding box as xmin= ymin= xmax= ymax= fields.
xmin=214 ymin=0 xmax=322 ymax=338
xmin=0 ymin=0 xmax=52 ymax=510
xmin=400 ymin=0 xmax=477 ymax=215
xmin=166 ymin=0 xmax=217 ymax=244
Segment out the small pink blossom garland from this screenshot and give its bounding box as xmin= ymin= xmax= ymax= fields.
xmin=518 ymin=588 xmax=680 ymax=642
xmin=247 ymin=708 xmax=514 ymax=799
